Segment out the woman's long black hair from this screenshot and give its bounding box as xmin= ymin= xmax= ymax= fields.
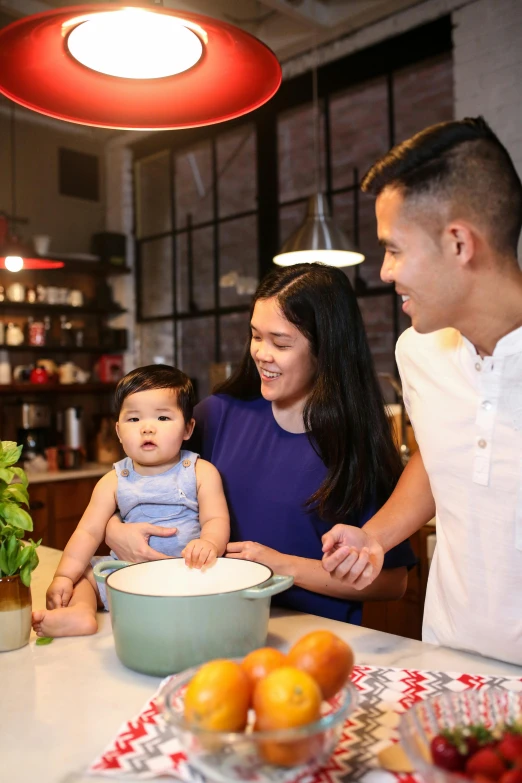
xmin=215 ymin=263 xmax=403 ymax=523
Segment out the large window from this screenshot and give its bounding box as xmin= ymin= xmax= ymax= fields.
xmin=133 ymin=17 xmax=453 ymax=401
xmin=135 ymin=127 xmax=257 ymax=398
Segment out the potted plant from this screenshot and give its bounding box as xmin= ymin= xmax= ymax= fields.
xmin=0 ymin=440 xmax=41 ymax=652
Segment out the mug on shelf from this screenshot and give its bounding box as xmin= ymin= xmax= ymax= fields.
xmin=59 ymin=362 xmax=90 ymax=384
xmin=0 ymin=350 xmax=11 ymax=384
xmin=6 ymin=322 xmax=24 ymax=346
xmin=68 ymin=289 xmax=84 ymax=307
xmin=13 ymin=364 xmax=33 ymax=382
xmin=6 ymin=283 xmax=25 ymax=303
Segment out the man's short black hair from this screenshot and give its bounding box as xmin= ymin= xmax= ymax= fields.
xmin=114 ymin=364 xmax=195 ymax=423
xmin=361 ymin=116 xmax=522 ymax=256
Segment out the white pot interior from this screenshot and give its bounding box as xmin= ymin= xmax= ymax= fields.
xmin=106 ymin=557 xmax=273 ymax=597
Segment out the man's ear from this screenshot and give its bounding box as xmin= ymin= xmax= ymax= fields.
xmin=183 ymin=418 xmax=196 ymax=441
xmin=444 ymin=221 xmax=476 ymax=267
xmin=115 ymin=421 xmax=122 ymax=443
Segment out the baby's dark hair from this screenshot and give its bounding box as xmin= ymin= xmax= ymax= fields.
xmin=114 ymin=364 xmax=195 ymax=423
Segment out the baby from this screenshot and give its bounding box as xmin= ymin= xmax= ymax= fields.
xmin=32 ymin=364 xmax=230 ymax=637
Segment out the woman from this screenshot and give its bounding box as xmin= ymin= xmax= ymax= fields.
xmin=107 ymin=263 xmax=415 ymax=622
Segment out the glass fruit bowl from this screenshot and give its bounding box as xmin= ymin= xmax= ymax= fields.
xmin=399 ymin=688 xmax=522 ymax=783
xmin=159 ymin=662 xmax=358 ymax=783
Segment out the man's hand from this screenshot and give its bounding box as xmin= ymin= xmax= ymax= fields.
xmin=182 ymin=539 xmax=219 ymax=569
xmin=105 ymin=517 xmax=178 ymax=563
xmin=46 ymin=576 xmax=74 ymax=609
xmin=321 ymin=524 xmax=384 ymax=589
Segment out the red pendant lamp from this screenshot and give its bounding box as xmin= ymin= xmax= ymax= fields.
xmin=0 ymin=4 xmax=282 ymax=131
xmin=0 ymin=108 xmax=64 ymax=272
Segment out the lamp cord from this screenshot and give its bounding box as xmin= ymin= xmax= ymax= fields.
xmin=10 ymin=104 xmax=16 ymax=231
xmin=312 ymin=33 xmax=321 ymax=195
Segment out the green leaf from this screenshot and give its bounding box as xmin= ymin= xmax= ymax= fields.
xmin=35 ymin=637 xmax=54 ymax=646
xmin=0 ymin=442 xmax=22 ymax=468
xmin=5 ymin=484 xmax=29 ymax=507
xmin=10 ymin=467 xmax=28 ymax=489
xmin=6 ymin=534 xmax=21 ymax=574
xmin=0 ymin=469 xmax=13 ymax=486
xmin=0 ymin=503 xmax=33 ymax=531
xmin=17 ymin=544 xmax=34 ymax=570
xmin=0 ymin=543 xmax=8 ymax=575
xmin=20 ymin=562 xmax=33 ymax=586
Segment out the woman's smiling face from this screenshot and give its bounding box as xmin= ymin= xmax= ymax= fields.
xmin=250 ymin=297 xmax=317 ymax=408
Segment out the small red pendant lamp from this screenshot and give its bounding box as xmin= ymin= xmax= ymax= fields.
xmin=0 ymin=106 xmax=64 ymax=272
xmin=0 ymin=4 xmax=282 ymax=131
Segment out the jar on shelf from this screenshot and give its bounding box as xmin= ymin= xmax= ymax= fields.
xmin=59 ymin=315 xmax=73 ymax=347
xmin=27 ymin=317 xmax=46 ymax=347
xmin=26 ymin=285 xmax=37 ymax=304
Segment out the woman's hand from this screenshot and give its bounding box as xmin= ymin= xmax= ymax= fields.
xmin=105 ymin=515 xmax=177 ymax=563
xmin=225 ymin=541 xmax=292 ymax=574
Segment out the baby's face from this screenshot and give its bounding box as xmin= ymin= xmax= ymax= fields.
xmin=116 ymin=387 xmax=194 ymax=474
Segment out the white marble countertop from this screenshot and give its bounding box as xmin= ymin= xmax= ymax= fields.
xmin=2 ymin=547 xmax=521 ymax=783
xmin=26 ymin=462 xmax=111 ymax=484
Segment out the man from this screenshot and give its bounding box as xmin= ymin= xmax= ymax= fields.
xmin=322 ymin=117 xmax=522 ymax=665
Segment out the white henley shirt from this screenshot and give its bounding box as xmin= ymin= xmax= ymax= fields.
xmin=396 ymin=326 xmax=522 ymax=665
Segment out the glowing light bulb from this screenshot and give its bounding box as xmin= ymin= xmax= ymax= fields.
xmin=273 ymin=250 xmax=364 ymax=268
xmin=5 ymin=256 xmax=24 ymax=272
xmin=66 ymin=9 xmax=204 ymax=80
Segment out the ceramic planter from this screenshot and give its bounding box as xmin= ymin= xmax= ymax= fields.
xmin=0 ymin=574 xmax=31 ymax=652
xmin=93 ymin=557 xmax=293 ymax=676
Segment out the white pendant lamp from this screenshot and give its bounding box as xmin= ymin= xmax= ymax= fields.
xmin=274 ymin=42 xmax=364 ymax=268
xmin=274 ymin=193 xmax=364 ymax=267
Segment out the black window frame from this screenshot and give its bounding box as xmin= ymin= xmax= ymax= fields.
xmin=131 ymin=15 xmax=452 ymax=368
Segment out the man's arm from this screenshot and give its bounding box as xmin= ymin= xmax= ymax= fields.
xmin=322 ymin=450 xmax=435 ymax=586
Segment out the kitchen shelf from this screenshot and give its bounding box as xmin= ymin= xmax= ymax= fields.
xmin=0 ymin=261 xmax=131 ymax=277
xmin=0 ymin=302 xmax=127 ymax=316
xmin=58 ymin=261 xmax=131 ymax=276
xmin=0 ymin=345 xmax=124 ymax=354
xmin=0 ymin=382 xmax=117 ymax=395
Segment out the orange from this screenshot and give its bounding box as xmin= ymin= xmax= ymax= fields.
xmin=257 ymin=731 xmax=325 ymax=767
xmin=183 ymin=659 xmax=252 ymax=732
xmin=241 ymin=647 xmax=288 ymax=689
xmin=288 ymin=630 xmax=354 ymax=700
xmin=253 ymin=666 xmax=322 ymax=767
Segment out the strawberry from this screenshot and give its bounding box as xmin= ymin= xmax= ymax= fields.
xmin=500 ymin=771 xmax=522 ymax=783
xmin=466 ymin=748 xmax=507 ymax=781
xmin=499 ymin=735 xmax=522 ymax=763
xmin=431 ymin=735 xmax=466 ymax=771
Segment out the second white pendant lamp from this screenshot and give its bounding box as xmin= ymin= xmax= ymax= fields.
xmin=274 ymin=39 xmax=364 ymax=269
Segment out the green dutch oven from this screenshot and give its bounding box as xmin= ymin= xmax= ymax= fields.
xmin=93 ymin=557 xmax=293 ymax=677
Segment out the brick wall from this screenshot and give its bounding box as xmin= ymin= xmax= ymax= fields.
xmin=452 ymin=0 xmax=522 ymax=261
xmin=108 ymin=0 xmax=522 ymax=394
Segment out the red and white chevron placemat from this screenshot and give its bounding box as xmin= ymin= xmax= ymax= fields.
xmin=87 ymin=665 xmax=522 ymax=782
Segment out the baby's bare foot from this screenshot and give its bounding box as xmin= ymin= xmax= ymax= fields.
xmin=31 ymin=606 xmax=98 ymax=637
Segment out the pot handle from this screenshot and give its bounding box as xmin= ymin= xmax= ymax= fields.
xmin=93 ymin=560 xmax=132 ymax=584
xmin=241 ymin=574 xmax=294 ymax=600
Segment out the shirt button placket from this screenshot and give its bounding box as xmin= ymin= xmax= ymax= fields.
xmin=472 ymin=356 xmax=501 ymax=486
